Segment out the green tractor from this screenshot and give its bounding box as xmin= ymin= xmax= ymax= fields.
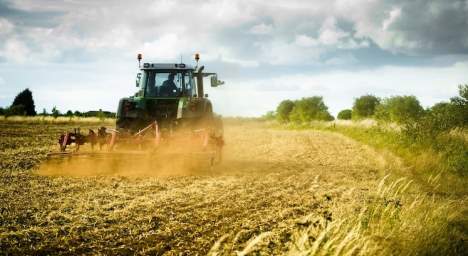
xmin=48 ymin=53 xmax=225 ymax=168
xmin=117 ymin=53 xmax=224 ymax=136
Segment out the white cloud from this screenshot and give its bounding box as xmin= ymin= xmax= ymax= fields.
xmin=84 ymin=26 xmax=133 ymax=49
xmin=259 ymin=40 xmax=323 ymax=65
xmin=336 ymin=1 xmax=468 ymax=54
xmin=295 ymin=34 xmax=317 ymax=47
xmin=382 ymin=7 xmax=401 ymax=31
xmin=0 ymin=18 xmax=14 ymax=34
xmin=148 ymin=0 xmax=177 ymax=16
xmin=294 ymin=17 xmax=369 ymax=51
xmin=221 ymin=57 xmax=259 ymax=68
xmin=199 ymin=0 xmax=257 ymax=27
xmin=324 ymin=54 xmax=358 ymax=66
xmin=317 ymin=17 xmax=348 ymax=46
xmin=249 ymin=23 xmax=273 ymax=35
xmin=0 ymin=39 xmax=31 ymax=63
xmin=139 ymin=34 xmax=195 ymax=62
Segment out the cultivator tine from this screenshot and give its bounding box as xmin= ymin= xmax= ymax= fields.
xmin=154 ymin=121 xmax=160 ymax=146
xmin=88 ymin=129 xmax=96 ymax=151
xmin=60 ymin=133 xmax=69 ymax=152
xmin=108 ymin=131 xmax=117 ymax=151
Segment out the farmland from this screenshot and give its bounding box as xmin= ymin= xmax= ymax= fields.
xmin=0 ymin=118 xmax=466 ymax=255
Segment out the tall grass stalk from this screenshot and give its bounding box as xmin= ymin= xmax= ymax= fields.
xmin=208 ymin=177 xmax=465 ymax=255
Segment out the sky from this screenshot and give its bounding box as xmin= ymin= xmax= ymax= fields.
xmin=0 ymin=0 xmax=467 ymax=117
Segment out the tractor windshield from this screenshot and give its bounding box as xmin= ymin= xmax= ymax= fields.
xmin=143 ymin=70 xmax=196 ymax=97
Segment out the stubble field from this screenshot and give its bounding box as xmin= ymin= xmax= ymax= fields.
xmin=0 ymin=119 xmax=465 ymax=255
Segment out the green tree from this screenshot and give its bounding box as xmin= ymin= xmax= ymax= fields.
xmin=41 ymin=108 xmax=48 ymax=116
xmin=51 ymin=106 xmax=60 ymax=119
xmin=337 ymin=109 xmax=352 ymax=120
xmin=0 ymin=107 xmax=4 ymax=115
xmin=352 ymin=95 xmax=380 ymax=119
xmin=374 ymin=95 xmax=424 ymax=123
xmin=74 ymin=110 xmax=82 ymax=117
xmin=276 ymin=100 xmax=295 ymax=123
xmin=11 ymin=88 xmax=36 ymax=116
xmin=66 ymin=110 xmax=73 ymax=117
xmin=289 ymin=97 xmax=334 ymax=123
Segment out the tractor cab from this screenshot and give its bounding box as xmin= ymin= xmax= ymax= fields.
xmin=136 ymin=64 xmax=197 ymax=98
xmin=116 ymin=54 xmax=224 ymax=133
xmin=136 ymin=62 xmax=223 ymax=99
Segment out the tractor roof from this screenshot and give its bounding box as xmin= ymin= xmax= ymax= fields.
xmin=141 ymin=63 xmax=194 ymax=70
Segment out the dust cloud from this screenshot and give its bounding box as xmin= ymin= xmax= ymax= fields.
xmin=37 ymin=144 xmax=217 ymax=177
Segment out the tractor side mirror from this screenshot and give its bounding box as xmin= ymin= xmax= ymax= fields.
xmin=210 ymin=74 xmax=225 ymax=87
xmin=136 ymin=73 xmax=142 ymax=87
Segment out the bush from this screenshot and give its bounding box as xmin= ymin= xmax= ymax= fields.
xmin=374 ymin=95 xmax=424 ymax=123
xmin=405 ymin=85 xmax=468 ymax=140
xmin=276 ymin=100 xmax=295 ymax=123
xmin=337 ymin=109 xmax=352 ymax=120
xmin=401 ymin=85 xmax=468 ymax=175
xmin=289 ymin=97 xmax=334 ymax=123
xmin=352 ymin=95 xmax=380 ymax=119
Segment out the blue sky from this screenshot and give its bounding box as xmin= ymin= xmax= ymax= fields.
xmin=0 ymin=0 xmax=467 ymax=116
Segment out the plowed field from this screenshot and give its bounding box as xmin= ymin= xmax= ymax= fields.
xmin=0 ymin=120 xmax=425 ymax=255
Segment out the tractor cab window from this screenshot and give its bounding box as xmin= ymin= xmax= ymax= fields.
xmin=143 ymin=70 xmax=196 ymax=97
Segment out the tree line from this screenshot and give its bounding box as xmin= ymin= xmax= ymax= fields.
xmin=265 ymin=96 xmax=334 ymax=123
xmin=0 ymin=88 xmax=116 ymax=119
xmin=268 ymin=85 xmax=467 ymax=129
